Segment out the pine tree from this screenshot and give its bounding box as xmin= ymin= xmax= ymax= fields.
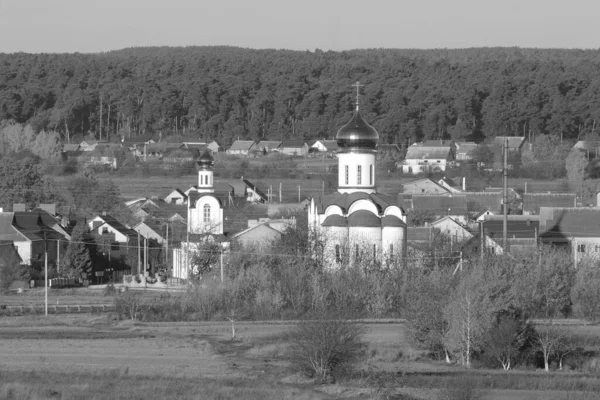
xmin=60 ymin=222 xmax=92 ymax=280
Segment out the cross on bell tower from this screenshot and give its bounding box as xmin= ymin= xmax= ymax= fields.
xmin=352 ymin=81 xmax=364 ymax=111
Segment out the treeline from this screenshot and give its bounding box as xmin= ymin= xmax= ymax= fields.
xmin=2 ymin=46 xmax=600 ymax=146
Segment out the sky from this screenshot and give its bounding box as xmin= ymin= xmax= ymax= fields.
xmin=0 ymin=0 xmax=598 ymax=53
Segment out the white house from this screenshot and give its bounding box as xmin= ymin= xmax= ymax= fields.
xmin=308 ymin=88 xmax=407 ymax=268
xmin=402 ymin=145 xmax=454 ymax=174
xmin=311 ymin=140 xmax=339 ymax=153
xmin=429 ymin=216 xmax=473 ymax=243
xmin=164 ymin=189 xmax=187 ymax=205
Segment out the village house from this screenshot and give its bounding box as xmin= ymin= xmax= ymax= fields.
xmin=226 ymin=140 xmax=255 ymax=155
xmin=402 ymin=178 xmax=450 ymax=195
xmin=311 ymin=140 xmax=339 ymax=154
xmin=243 ymin=179 xmax=269 ymax=203
xmin=482 ymin=215 xmax=539 ymax=253
xmin=231 ymin=217 xmax=296 ymax=248
xmin=522 ymin=193 xmax=577 ymax=215
xmin=207 ymin=140 xmax=221 ymax=153
xmin=88 ymin=213 xmax=141 ymax=274
xmin=134 ymin=221 xmax=166 ymax=245
xmin=539 ymin=207 xmax=600 ymax=265
xmin=454 ymin=142 xmax=478 ymax=161
xmin=164 ymin=189 xmax=187 ymax=205
xmin=402 ymin=145 xmax=454 ymax=174
xmin=280 ymin=140 xmax=309 ymax=156
xmin=255 ymin=140 xmax=282 ymax=153
xmin=438 ymin=177 xmax=465 ymax=193
xmin=429 ymin=216 xmax=473 ymax=242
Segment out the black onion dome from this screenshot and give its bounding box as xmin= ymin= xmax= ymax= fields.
xmin=196 ymin=149 xmax=214 ymax=169
xmin=336 ymin=111 xmax=379 ymax=150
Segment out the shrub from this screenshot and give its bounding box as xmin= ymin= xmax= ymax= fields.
xmin=114 ymin=292 xmax=152 ymax=321
xmin=289 ymin=313 xmax=366 ymax=382
xmin=437 ymin=375 xmax=488 ymax=400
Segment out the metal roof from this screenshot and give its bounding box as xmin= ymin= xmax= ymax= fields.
xmin=405 ymin=146 xmax=453 ymax=160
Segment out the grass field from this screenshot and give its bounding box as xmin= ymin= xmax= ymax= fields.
xmin=2 ymin=303 xmax=600 ymax=400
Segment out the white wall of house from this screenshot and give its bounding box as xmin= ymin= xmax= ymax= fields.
xmin=88 ymin=219 xmax=129 ymax=242
xmin=430 ymin=217 xmax=472 ymax=242
xmin=13 ymin=240 xmax=31 ymax=265
xmin=164 ymin=191 xmax=186 ymax=205
xmin=135 ymin=224 xmax=164 ymax=244
xmin=571 ymin=237 xmax=600 ymax=265
xmin=402 ymin=159 xmax=449 ymax=174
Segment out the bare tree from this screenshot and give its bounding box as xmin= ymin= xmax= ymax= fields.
xmin=535 ymin=325 xmax=565 ymax=372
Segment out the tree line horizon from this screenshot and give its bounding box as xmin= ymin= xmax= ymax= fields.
xmin=2 ymin=46 xmax=600 ymax=146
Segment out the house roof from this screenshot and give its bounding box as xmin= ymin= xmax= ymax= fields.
xmin=523 ymin=193 xmax=577 ymax=214
xmin=62 ymin=144 xmax=80 ymax=152
xmin=281 ymin=140 xmax=306 ymax=148
xmin=455 ymin=142 xmax=478 ymax=154
xmin=463 ymin=192 xmax=503 ymax=213
xmin=166 ymin=189 xmax=187 ymax=200
xmin=243 ymin=179 xmax=268 ymax=202
xmin=422 ymin=140 xmax=454 ymax=147
xmin=407 ymin=226 xmax=437 ymax=242
xmin=378 ymin=144 xmax=401 ymax=153
xmin=94 ymin=214 xmax=137 ymax=238
xmin=402 ymin=178 xmax=450 ymax=194
xmin=0 ymin=213 xmax=28 ymax=242
xmin=228 ymin=140 xmax=255 ymax=151
xmin=313 ymin=140 xmax=339 ymax=151
xmin=223 ymin=204 xmax=269 ymax=234
xmin=482 ymin=217 xmax=539 ymax=240
xmin=232 ymin=222 xmax=282 ymax=240
xmin=412 ymin=195 xmax=468 ymax=214
xmin=539 ymin=207 xmax=600 ymax=240
xmin=405 ymin=146 xmax=453 ymax=160
xmin=491 ymin=136 xmax=526 ymax=149
xmin=12 ymin=211 xmax=64 ymax=241
xmin=255 ymin=141 xmax=282 ymax=150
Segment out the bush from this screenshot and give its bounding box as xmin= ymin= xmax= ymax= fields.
xmin=437 ymin=375 xmax=488 ymax=400
xmin=289 ymin=314 xmax=366 ymax=382
xmin=114 ymin=292 xmax=152 ymax=321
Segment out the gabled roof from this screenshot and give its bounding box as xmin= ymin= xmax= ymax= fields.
xmin=573 ymin=140 xmax=600 ymax=151
xmin=482 ymin=215 xmax=539 ymax=239
xmin=378 ymin=144 xmax=401 ymax=153
xmin=165 ymin=188 xmax=187 ymax=199
xmin=405 ymin=146 xmax=453 ymax=160
xmin=243 ymin=179 xmax=268 ymax=202
xmin=12 ymin=211 xmax=64 ymax=241
xmin=62 ymin=144 xmax=80 ymax=152
xmin=523 ymin=193 xmax=577 ymax=215
xmin=93 ymin=214 xmax=137 ymax=238
xmin=422 ymin=140 xmax=454 ymax=147
xmin=0 ymin=213 xmax=29 ymax=242
xmin=163 ymin=147 xmax=200 ymax=158
xmin=313 ymin=140 xmax=339 ymax=151
xmin=281 ymin=140 xmax=307 ymax=148
xmin=121 ymin=134 xmax=156 ymax=145
xmin=491 ymin=136 xmax=525 ymax=149
xmin=232 ymin=222 xmax=282 ymax=240
xmin=539 ymin=207 xmax=600 ymax=240
xmin=402 ymin=178 xmax=450 ymax=194
xmin=412 ymin=195 xmax=468 ymax=215
xmin=255 ymin=141 xmax=282 ymax=150
xmin=228 ymin=140 xmax=255 ymax=151
xmin=463 ymin=192 xmax=503 ymax=213
xmin=455 ymin=142 xmax=478 ymax=154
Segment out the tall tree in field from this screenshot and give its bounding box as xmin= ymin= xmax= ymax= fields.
xmin=565 ymin=150 xmax=588 ymax=183
xmin=571 ymin=258 xmax=600 ymax=322
xmin=0 ymin=155 xmax=60 ymax=209
xmin=60 ymin=222 xmax=93 ymax=281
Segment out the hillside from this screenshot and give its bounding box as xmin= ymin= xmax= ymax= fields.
xmin=1 ymin=46 xmax=600 ymax=146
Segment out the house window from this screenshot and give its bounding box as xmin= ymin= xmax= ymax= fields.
xmin=102 ymin=227 xmax=108 ymax=234
xmin=111 ymin=242 xmax=120 ymax=251
xmin=370 ymin=164 xmax=373 ymax=185
xmin=595 ymin=245 xmax=600 ymax=252
xmin=345 ymin=165 xmax=349 ymax=185
xmin=203 ymin=204 xmax=211 ymax=223
xmin=389 ymin=244 xmax=393 ymax=258
xmin=357 ymin=165 xmax=362 ymax=185
xmin=335 ymin=244 xmax=341 ymax=263
xmin=577 ymin=244 xmax=586 ymax=253
xmin=356 ymin=244 xmax=359 ymax=259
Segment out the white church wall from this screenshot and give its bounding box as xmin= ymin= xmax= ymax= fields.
xmin=190 ymin=196 xmax=223 ymax=234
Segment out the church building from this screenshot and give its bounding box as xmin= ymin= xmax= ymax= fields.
xmin=308 ymin=82 xmax=407 ymax=267
xmin=172 ymin=149 xmax=226 ymax=279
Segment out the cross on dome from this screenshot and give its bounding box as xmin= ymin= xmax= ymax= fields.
xmin=352 ymin=81 xmax=364 ymax=111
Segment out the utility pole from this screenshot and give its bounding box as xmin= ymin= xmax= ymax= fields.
xmin=44 ymin=233 xmax=48 ymax=317
xmin=144 ymin=237 xmax=148 ymax=275
xmin=137 ymin=231 xmax=141 ymax=275
xmin=99 ymin=92 xmax=103 ymax=141
xmin=56 ymin=239 xmax=60 ymax=274
xmin=279 ymin=182 xmax=282 ymax=203
xmin=298 ymin=185 xmax=301 ymax=202
xmin=480 ymin=221 xmax=484 ymax=261
xmin=220 ymin=249 xmax=224 ymax=283
xmin=503 ymin=137 xmax=508 ymax=253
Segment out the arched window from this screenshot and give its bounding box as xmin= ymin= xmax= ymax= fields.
xmin=335 ymin=244 xmax=341 ymax=263
xmin=370 ymin=164 xmax=373 ymax=185
xmin=344 ymin=165 xmax=349 ymax=185
xmin=357 ymin=165 xmax=362 ymax=185
xmin=203 ymin=204 xmax=211 ymax=223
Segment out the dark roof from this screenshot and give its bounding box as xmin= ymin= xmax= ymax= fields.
xmin=412 ymin=195 xmax=468 ymax=214
xmin=348 ymin=210 xmax=381 ymax=227
xmin=188 ymin=192 xmax=223 ymax=208
xmin=0 ymin=213 xmax=26 ymax=241
xmin=378 ymin=144 xmax=401 ymax=153
xmin=463 ymin=192 xmax=503 ymax=213
xmin=522 ymin=193 xmax=577 ymax=214
xmin=405 ymin=146 xmax=453 ymax=160
xmin=483 ymin=218 xmax=539 ymax=240
xmin=381 ymin=215 xmax=405 ymax=227
xmin=280 ymin=140 xmax=307 ymax=148
xmin=228 ymin=140 xmax=255 ymax=151
xmin=223 ymin=204 xmax=269 ymax=235
xmin=243 ymin=179 xmax=268 ymax=202
xmin=95 ymin=214 xmax=137 ymax=238
xmin=12 ymin=211 xmax=64 ymax=241
xmin=539 ymin=207 xmax=600 ymax=240
xmin=322 ymin=215 xmax=348 ymax=227
xmin=315 ymin=192 xmax=400 ymax=214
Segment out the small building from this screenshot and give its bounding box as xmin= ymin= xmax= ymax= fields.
xmin=490 ymin=136 xmax=526 ymax=152
xmin=454 ymin=142 xmax=478 ymax=161
xmin=482 ymin=215 xmax=539 ymax=253
xmin=243 ymin=179 xmax=269 ymax=203
xmin=311 ymin=140 xmax=340 ymax=153
xmin=402 ymin=146 xmax=454 ymax=174
xmin=438 ymin=177 xmax=465 ymax=193
xmin=429 ymin=216 xmax=473 ymax=243
xmin=255 ymin=140 xmax=282 ymax=153
xmin=280 ymin=140 xmax=309 ymax=156
xmin=164 ymin=189 xmax=188 ymax=205
xmin=207 ymin=140 xmax=222 ymax=153
xmin=232 ymin=217 xmax=296 ymax=248
xmin=79 ymin=140 xmax=100 ymax=152
xmin=134 ymin=221 xmax=166 ymax=245
xmin=475 ymin=210 xmax=495 ymax=222
xmin=62 ymin=143 xmax=81 ymax=152
xmin=402 ymin=178 xmax=450 ymax=195
xmin=226 ymin=140 xmax=256 ymax=156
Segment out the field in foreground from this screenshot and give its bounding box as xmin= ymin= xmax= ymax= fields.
xmin=1 ymin=314 xmax=600 ymax=400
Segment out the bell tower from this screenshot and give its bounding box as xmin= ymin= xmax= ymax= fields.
xmin=197 ymin=150 xmax=214 ymax=193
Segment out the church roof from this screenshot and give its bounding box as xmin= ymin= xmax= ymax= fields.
xmin=188 ymin=191 xmax=223 ymax=208
xmin=348 ymin=211 xmax=381 ymax=227
xmin=336 ymin=111 xmax=379 ymax=150
xmin=315 ymin=192 xmax=399 ymax=214
xmin=381 ymin=215 xmax=405 ymax=227
xmin=322 ymin=214 xmax=348 ymax=227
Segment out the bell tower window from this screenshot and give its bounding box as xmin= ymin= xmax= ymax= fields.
xmin=370 ymin=164 xmax=373 ymax=185
xmin=357 ymin=165 xmax=362 ymax=185
xmin=344 ymin=165 xmax=349 ymax=185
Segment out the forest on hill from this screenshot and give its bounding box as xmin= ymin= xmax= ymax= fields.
xmin=2 ymin=46 xmax=600 ymax=147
